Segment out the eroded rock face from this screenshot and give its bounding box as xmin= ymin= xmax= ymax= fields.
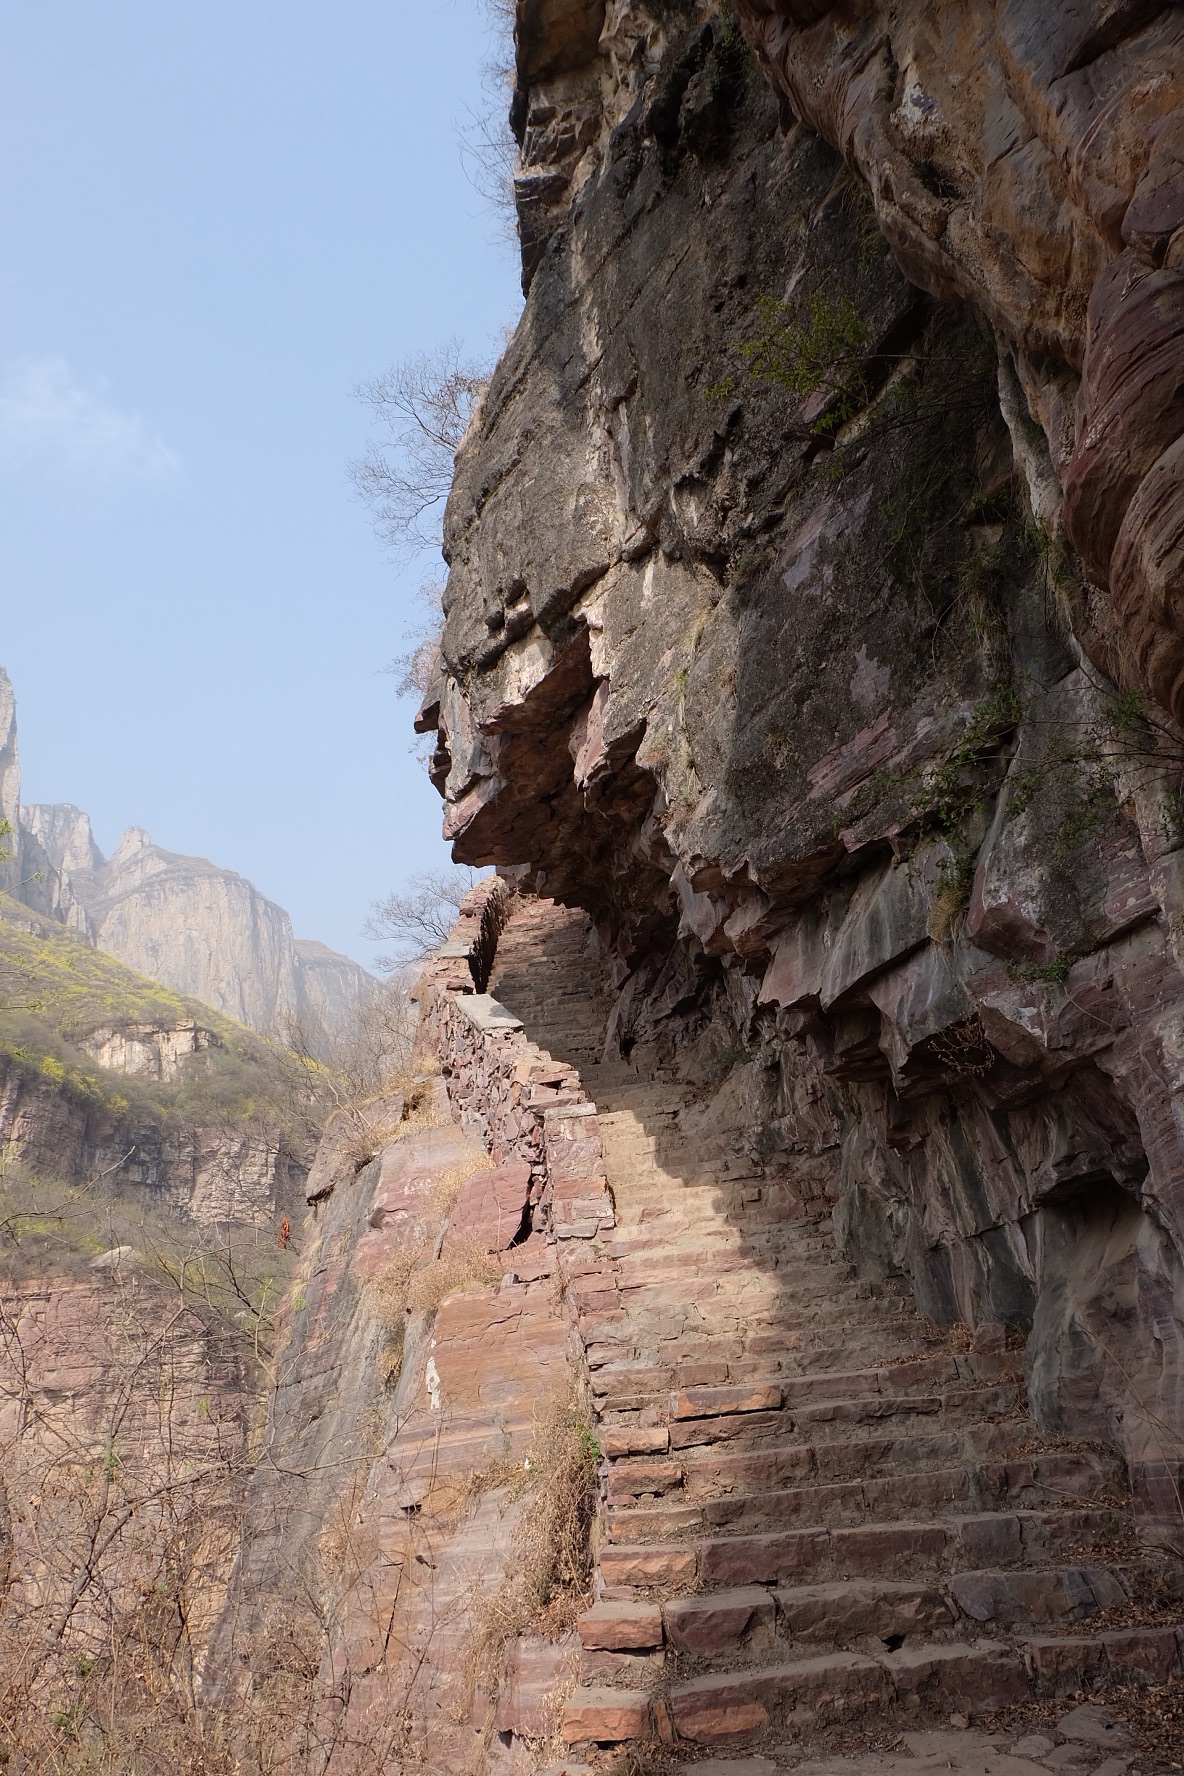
xmin=730 ymin=0 xmax=1184 ymax=720
xmin=420 ymin=4 xmax=1184 ymax=1546
xmin=0 ymin=1052 xmax=302 ymax=1224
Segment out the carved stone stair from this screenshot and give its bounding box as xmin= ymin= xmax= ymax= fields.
xmin=483 ymin=900 xmax=1184 ymax=1761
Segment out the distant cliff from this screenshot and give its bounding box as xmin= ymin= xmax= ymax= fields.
xmin=0 ymin=668 xmax=375 ymax=1056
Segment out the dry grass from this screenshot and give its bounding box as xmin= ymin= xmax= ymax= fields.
xmin=463 ymin=1392 xmax=599 ymax=1714
xmin=429 ymin=1151 xmax=487 ymax=1220
xmin=406 ymin=1237 xmax=501 ymax=1313
xmin=377 ymin=1324 xmax=406 ymax=1387
xmin=367 ymin=1245 xmax=423 ymax=1331
xmin=365 ymin=1224 xmax=501 ymax=1392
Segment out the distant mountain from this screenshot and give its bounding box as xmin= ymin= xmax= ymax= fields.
xmin=0 ymin=668 xmax=374 ymax=1056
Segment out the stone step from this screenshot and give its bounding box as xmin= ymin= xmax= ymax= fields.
xmin=594 ymin=1351 xmax=995 ymax=1420
xmin=562 ymin=1639 xmax=1026 ymax=1748
xmin=585 ymin=1322 xmax=931 ymax=1375
xmin=579 ymin=1294 xmax=921 ymax=1347
xmin=604 ymin=1268 xmax=863 ymax=1311
xmin=607 ymin=1449 xmax=1128 ymax=1534
xmin=672 ymin=1423 xmax=1111 ymax=1496
xmin=603 ymin=1239 xmax=855 ymax=1278
xmin=596 ymin=1508 xmax=1133 ymax=1592
xmin=660 ymin=1381 xmax=1023 ymax=1451
xmin=603 ymin=1449 xmax=1118 ymax=1538
xmin=563 ymin=1623 xmax=1184 ymax=1749
xmin=664 ymin=1641 xmax=1023 ymax=1745
xmin=635 ymin=1563 xmax=1146 ymax=1667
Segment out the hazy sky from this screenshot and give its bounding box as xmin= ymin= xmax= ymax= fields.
xmin=0 ymin=1 xmax=520 ymax=965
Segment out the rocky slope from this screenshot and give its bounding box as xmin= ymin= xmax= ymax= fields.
xmin=0 ymin=890 xmax=317 ymax=1222
xmin=1 ymin=668 xmax=375 ymax=1056
xmin=419 ymin=0 xmax=1184 ymax=1577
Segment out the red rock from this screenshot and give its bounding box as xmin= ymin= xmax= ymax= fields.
xmin=598 ymin=1544 xmax=698 ymax=1587
xmin=445 ymin=1162 xmax=532 ymax=1253
xmin=1101 ymin=1626 xmax=1183 ymax=1682
xmin=673 ymin=1384 xmax=783 ymax=1420
xmin=829 ymin=1522 xmax=948 ymax=1577
xmin=669 ymin=1653 xmax=885 ymax=1742
xmin=601 ymin=1425 xmax=670 ymax=1457
xmin=496 ymin=1636 xmax=579 ymax=1738
xmin=699 ymin=1528 xmax=829 ymax=1587
xmin=670 ymin=1410 xmax=787 ymax=1449
xmin=562 ymin=1686 xmax=650 ymax=1744
xmin=1027 ymin=1633 xmax=1109 ymax=1695
xmin=881 ymin=1640 xmax=1029 ymax=1708
xmin=774 ymin=1579 xmax=954 ymax=1641
xmin=577 ymin=1601 xmax=663 ymax=1651
xmin=664 ymin=1588 xmax=774 ymax=1655
xmin=606 ymin=1460 xmax=684 ymax=1501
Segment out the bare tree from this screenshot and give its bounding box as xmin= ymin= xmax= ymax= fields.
xmin=458 ymin=1 xmax=519 ymax=229
xmin=364 ymin=867 xmax=483 ymax=972
xmin=350 ymin=343 xmax=488 ymax=558
xmin=384 ymin=577 xmax=446 ymax=703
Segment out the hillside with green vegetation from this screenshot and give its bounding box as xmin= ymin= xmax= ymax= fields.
xmin=0 ymin=891 xmax=327 ymax=1146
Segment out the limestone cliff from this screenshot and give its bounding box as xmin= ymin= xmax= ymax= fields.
xmin=0 ymin=890 xmax=315 ymax=1222
xmin=0 ymin=668 xmax=376 ymax=1056
xmin=420 ymin=0 xmax=1184 ymax=1556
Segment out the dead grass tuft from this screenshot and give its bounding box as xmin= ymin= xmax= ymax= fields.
xmin=367 ymin=1245 xmax=423 ymax=1331
xmin=463 ymin=1392 xmax=599 ymax=1711
xmin=377 ymin=1323 xmax=406 ymax=1387
xmin=429 ymin=1152 xmax=487 ymax=1220
xmin=407 ymin=1237 xmax=501 ymax=1313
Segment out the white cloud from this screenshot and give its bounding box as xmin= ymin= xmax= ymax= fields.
xmin=0 ymin=357 xmax=180 ymax=477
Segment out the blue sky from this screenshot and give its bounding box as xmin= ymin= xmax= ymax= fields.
xmin=0 ymin=0 xmax=520 ymax=965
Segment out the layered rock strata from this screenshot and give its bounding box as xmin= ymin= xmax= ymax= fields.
xmin=419 ymin=0 xmax=1184 ymax=1561
xmin=731 ymin=0 xmax=1184 ymax=722
xmin=203 ymin=885 xmax=619 ymax=1771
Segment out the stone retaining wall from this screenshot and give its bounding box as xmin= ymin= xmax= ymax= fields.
xmin=414 ymin=878 xmax=615 ymax=1248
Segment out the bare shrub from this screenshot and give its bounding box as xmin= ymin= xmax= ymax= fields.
xmin=385 ymin=576 xmax=447 ymax=703
xmin=455 ymin=0 xmax=519 ymax=231
xmin=350 ymin=342 xmax=489 ymax=559
xmin=365 ymin=866 xmax=483 ymax=972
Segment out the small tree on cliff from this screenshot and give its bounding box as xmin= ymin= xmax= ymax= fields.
xmin=350 ymin=342 xmax=487 ymax=558
xmin=365 ymin=865 xmax=482 ymax=971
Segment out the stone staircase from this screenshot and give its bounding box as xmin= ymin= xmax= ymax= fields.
xmin=486 ymin=899 xmax=1184 ymax=1762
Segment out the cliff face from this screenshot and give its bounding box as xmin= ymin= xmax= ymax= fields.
xmin=732 ymin=0 xmax=1184 ymax=719
xmin=51 ymin=824 xmax=376 ymax=1057
xmin=0 ymin=668 xmax=375 ymax=1057
xmin=0 ymin=892 xmax=315 ymax=1223
xmin=420 ymin=0 xmax=1184 ymax=1550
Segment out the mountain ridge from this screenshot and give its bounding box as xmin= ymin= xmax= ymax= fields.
xmin=0 ymin=668 xmax=374 ymax=1056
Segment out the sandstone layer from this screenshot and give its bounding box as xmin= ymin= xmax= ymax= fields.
xmin=419 ymin=0 xmax=1184 ymax=1562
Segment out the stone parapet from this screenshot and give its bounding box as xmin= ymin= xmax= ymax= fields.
xmin=415 ymin=879 xmax=615 ymax=1247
